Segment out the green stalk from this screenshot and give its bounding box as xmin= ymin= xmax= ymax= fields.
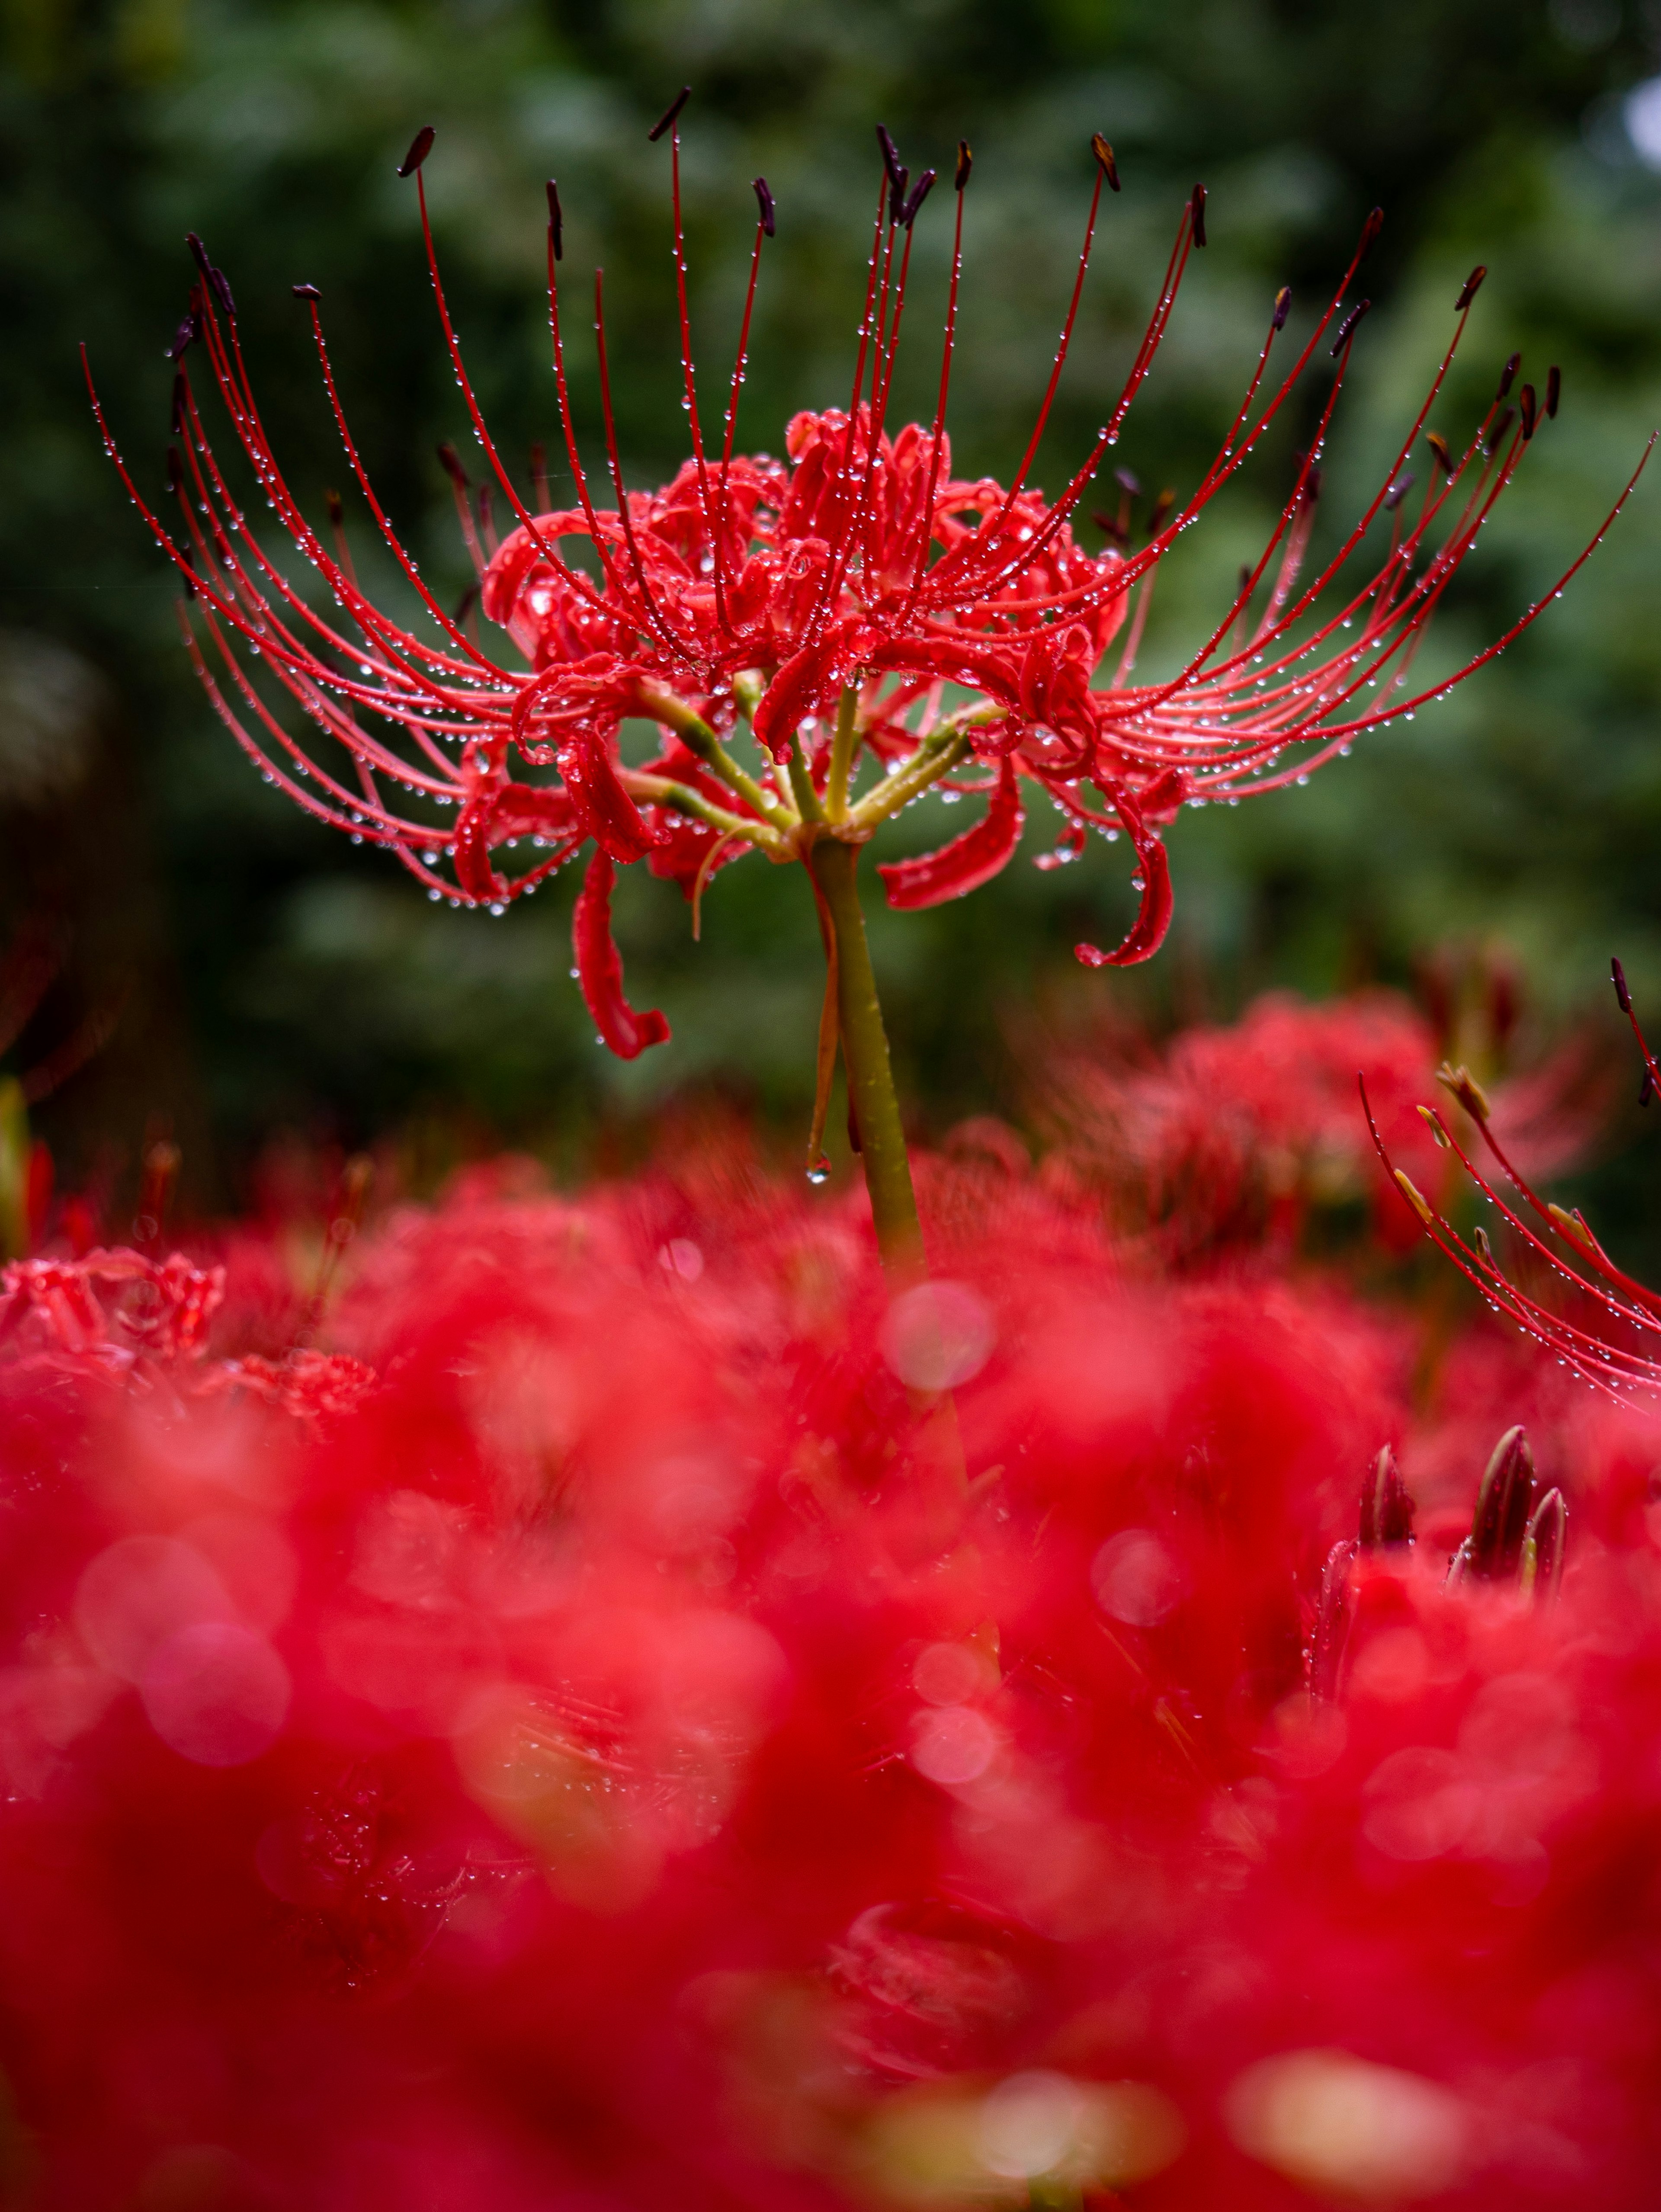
xmin=825 ymin=685 xmax=860 ymax=820
xmin=806 ymin=836 xmax=924 ymax=1278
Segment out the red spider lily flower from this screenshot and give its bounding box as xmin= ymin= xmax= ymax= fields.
xmin=1364 ymin=962 xmax=1661 ymax=1404
xmin=88 ymin=118 xmax=1646 ymax=1068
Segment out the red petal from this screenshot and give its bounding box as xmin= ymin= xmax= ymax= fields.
xmin=454 ymin=793 xmax=503 ymax=901
xmin=751 ymin=636 xmax=844 ymax=762
xmin=556 ymin=732 xmax=662 ymax=863
xmin=876 ymin=758 xmax=1023 ymax=911
xmin=1074 ymin=791 xmax=1174 ymax=968
xmin=572 ymin=847 xmax=670 ymax=1060
xmin=454 ymin=782 xmax=579 ymax=901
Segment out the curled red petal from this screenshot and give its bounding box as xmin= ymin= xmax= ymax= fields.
xmin=573 ymin=846 xmax=670 ymax=1061
xmin=557 ymin=732 xmax=662 ymax=863
xmin=1074 ymin=792 xmax=1174 ymax=968
xmin=455 ymin=781 xmax=579 ymax=901
xmin=751 ymin=635 xmax=845 ymax=762
xmin=876 ymin=757 xmax=1024 ymax=910
xmin=454 ymin=794 xmax=503 ymax=902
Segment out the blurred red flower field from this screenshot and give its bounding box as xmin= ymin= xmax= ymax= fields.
xmin=2 ymin=991 xmax=1658 ymax=2212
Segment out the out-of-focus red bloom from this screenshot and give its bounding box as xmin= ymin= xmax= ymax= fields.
xmin=3 ymin=1124 xmax=1661 ymax=2206
xmin=1045 ymin=986 xmax=1605 ymax=1266
xmin=89 ymin=123 xmax=1644 ymax=1060
xmin=1368 ymin=960 xmax=1661 ymax=1404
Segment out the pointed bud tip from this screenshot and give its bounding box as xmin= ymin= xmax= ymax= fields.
xmin=397 ymin=125 xmax=436 ymax=178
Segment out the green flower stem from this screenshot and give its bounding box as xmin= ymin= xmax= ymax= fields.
xmin=825 ymin=685 xmax=860 ymax=820
xmin=846 ymin=728 xmax=971 ymax=834
xmin=621 ymin=772 xmax=792 ymax=861
xmin=806 ymin=835 xmax=924 ymax=1278
xmin=635 ymin=680 xmax=796 ymax=833
xmin=786 ymin=736 xmax=826 ymax=824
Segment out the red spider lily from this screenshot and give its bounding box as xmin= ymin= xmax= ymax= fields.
xmin=1364 ymin=961 xmax=1661 ymax=1403
xmin=87 ymin=112 xmax=1647 ymax=1077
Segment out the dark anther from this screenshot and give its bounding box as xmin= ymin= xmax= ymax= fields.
xmin=1146 ymin=487 xmax=1177 ymax=537
xmin=1485 ymin=404 xmax=1515 ymax=454
xmin=1114 ymin=466 xmax=1142 ymax=497
xmin=291 ymin=282 xmax=321 ymax=303
xmin=1090 ymin=133 xmax=1120 ymax=191
xmin=1426 ymin=430 xmax=1454 ymax=474
xmin=1547 ymin=364 xmax=1562 ymax=419
xmin=164 ymin=309 xmax=199 ymax=361
xmin=546 ymin=180 xmax=564 ymax=260
xmin=1091 ymin=509 xmax=1127 ymax=545
xmin=1496 ymin=351 xmax=1521 ymax=400
xmin=1613 ymin=955 xmax=1632 ymax=1013
xmin=1456 ymin=264 xmax=1486 ymax=312
xmin=1384 ymin=471 xmax=1415 ymax=511
xmin=206 ymin=265 xmax=234 ymax=317
xmin=1272 ymin=285 xmax=1292 ymax=332
xmin=1190 ymin=183 xmax=1207 ymax=247
xmin=437 ymin=442 xmax=470 ymax=487
xmin=325 ymin=489 xmax=344 ymax=527
xmin=876 ymin=125 xmax=908 ymax=199
xmin=1330 ymin=298 xmax=1371 ymax=356
xmin=648 ymin=86 xmax=691 ymax=142
xmin=1641 ymin=1067 xmax=1655 ymax=1109
xmin=398 ymin=125 xmax=436 ymax=178
xmin=1519 ymin=383 xmax=1538 ymax=441
xmin=185 ymin=232 xmax=212 ymax=278
xmin=752 ymin=176 xmax=776 ymax=236
xmin=170 ymin=371 xmax=188 ymax=436
xmin=165 ymin=446 xmax=184 ymax=494
xmin=898 ymin=169 xmax=936 ymax=227
xmin=955 ymin=140 xmax=973 ymax=191
xmin=1358 ymin=206 xmax=1384 ymax=259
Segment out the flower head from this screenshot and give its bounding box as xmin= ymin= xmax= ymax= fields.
xmin=91 ymin=115 xmax=1642 ymax=1069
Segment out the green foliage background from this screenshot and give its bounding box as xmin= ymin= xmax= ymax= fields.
xmin=3 ymin=0 xmax=1661 ymax=1221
